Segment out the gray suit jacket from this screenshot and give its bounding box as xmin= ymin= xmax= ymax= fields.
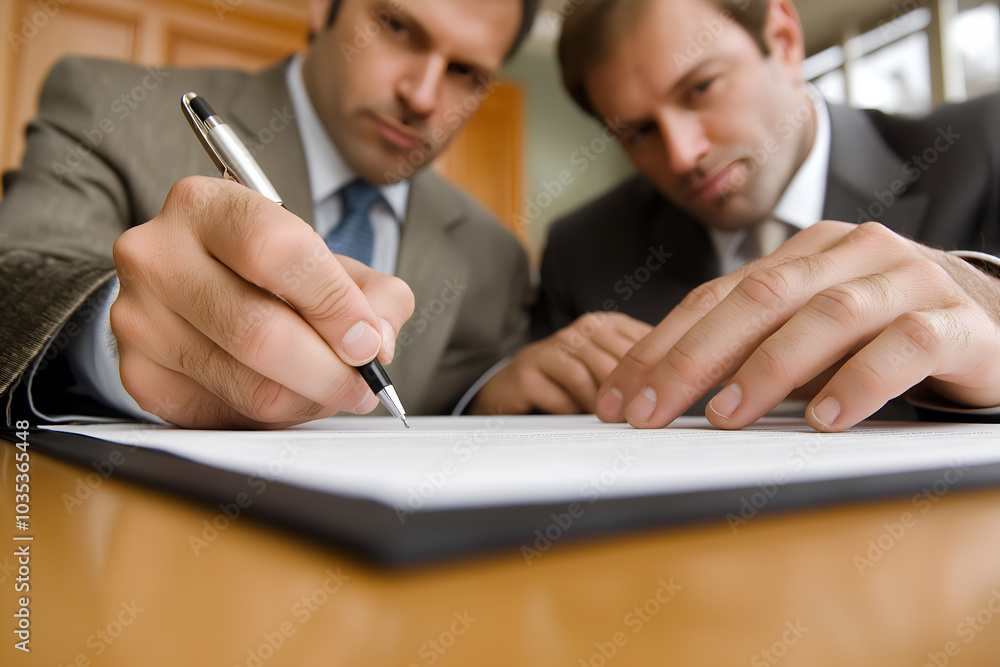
xmin=534 ymin=95 xmax=1000 ymax=337
xmin=0 ymin=57 xmax=531 ymax=419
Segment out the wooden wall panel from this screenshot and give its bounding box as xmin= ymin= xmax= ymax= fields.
xmin=434 ymin=81 xmax=525 ymax=240
xmin=2 ymin=0 xmax=140 ymax=169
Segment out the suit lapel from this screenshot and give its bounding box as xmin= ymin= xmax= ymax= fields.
xmin=226 ymin=61 xmax=314 ymax=226
xmin=391 ymin=169 xmax=469 ymax=405
xmin=824 ymin=104 xmax=929 ymax=237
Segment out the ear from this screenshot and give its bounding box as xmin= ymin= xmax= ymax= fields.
xmin=764 ymin=0 xmax=806 ymax=83
xmin=308 ymin=0 xmax=334 ymax=35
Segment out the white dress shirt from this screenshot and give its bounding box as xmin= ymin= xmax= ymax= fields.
xmin=709 ymin=85 xmax=831 ymax=275
xmin=285 ymin=54 xmax=409 ymax=274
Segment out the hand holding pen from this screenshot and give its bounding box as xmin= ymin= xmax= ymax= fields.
xmin=107 ymin=95 xmax=415 ymax=429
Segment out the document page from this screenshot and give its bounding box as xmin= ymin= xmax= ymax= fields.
xmin=45 ymin=416 xmax=1000 ymax=511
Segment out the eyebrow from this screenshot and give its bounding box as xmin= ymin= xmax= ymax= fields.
xmin=614 ymin=57 xmax=725 ymax=130
xmin=383 ymin=3 xmax=498 ymax=76
xmin=668 ymin=57 xmax=723 ymax=98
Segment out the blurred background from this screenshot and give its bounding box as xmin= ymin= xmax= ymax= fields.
xmin=1 ymin=0 xmax=998 ymax=262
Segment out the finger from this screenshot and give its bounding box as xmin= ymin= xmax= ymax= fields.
xmin=610 ymin=222 xmax=918 ymax=428
xmin=173 ymin=177 xmax=385 ymax=367
xmin=538 ymin=351 xmax=602 ymax=412
xmin=338 ymin=256 xmax=415 ymax=364
xmin=526 ymin=367 xmax=589 ymax=414
xmin=118 ymin=348 xmax=318 ymax=429
xmin=112 ymin=294 xmax=367 ymax=423
xmin=705 ymin=264 xmax=928 ymax=428
xmin=588 ymin=313 xmax=654 ymax=359
xmin=133 ymin=247 xmax=375 ymax=413
xmin=544 ymin=314 xmax=647 ymax=408
xmin=806 ymin=306 xmax=1000 ymax=432
xmin=593 ymin=221 xmax=866 ymax=423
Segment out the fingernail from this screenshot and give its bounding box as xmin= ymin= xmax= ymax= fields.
xmin=379 ymin=318 xmax=396 ymax=363
xmin=597 ymin=387 xmax=624 ymax=420
xmin=627 ymin=386 xmax=657 ymax=424
xmin=811 ymin=396 xmax=841 ymax=428
xmin=709 ymin=383 xmax=742 ymax=419
xmin=342 ymin=321 xmax=381 ymax=364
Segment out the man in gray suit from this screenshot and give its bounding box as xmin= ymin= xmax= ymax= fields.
xmin=0 ymin=0 xmax=537 ymax=427
xmin=473 ymin=0 xmax=1000 ymax=431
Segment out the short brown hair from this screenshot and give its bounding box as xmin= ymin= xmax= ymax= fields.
xmin=558 ymin=0 xmax=770 ymax=117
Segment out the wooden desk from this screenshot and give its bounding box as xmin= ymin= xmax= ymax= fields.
xmin=3 ymin=441 xmax=1000 ymax=666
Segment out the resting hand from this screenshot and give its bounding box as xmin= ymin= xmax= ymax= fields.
xmin=471 ymin=312 xmax=652 ymax=415
xmin=595 ymin=220 xmax=1000 ymax=432
xmin=111 ymin=176 xmax=414 ymax=428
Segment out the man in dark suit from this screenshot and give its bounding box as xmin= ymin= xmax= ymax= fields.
xmin=472 ymin=0 xmax=1000 ymax=431
xmin=0 ymin=0 xmax=538 ymax=427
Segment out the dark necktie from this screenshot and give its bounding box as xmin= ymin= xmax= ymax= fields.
xmin=324 ymin=179 xmax=381 ymax=266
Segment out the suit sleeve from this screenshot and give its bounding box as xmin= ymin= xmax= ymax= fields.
xmin=0 ymin=57 xmax=130 ymax=416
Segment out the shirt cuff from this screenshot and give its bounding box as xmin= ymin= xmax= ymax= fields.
xmin=451 ymin=357 xmax=513 ymax=416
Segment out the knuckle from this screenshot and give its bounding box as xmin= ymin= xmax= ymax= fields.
xmin=554 ymin=325 xmax=586 ymax=350
xmin=679 ymin=278 xmax=729 ymax=315
xmin=108 ymin=298 xmax=135 ymax=343
xmin=379 ymin=274 xmax=416 ymax=318
xmin=844 ymin=354 xmax=894 ymax=395
xmin=810 ymin=283 xmax=870 ymax=326
xmin=559 ymin=361 xmax=594 ymax=390
xmin=621 ymin=340 xmax=669 ymax=375
xmin=893 ymin=311 xmax=948 ymax=357
xmin=112 ymin=227 xmax=147 ymax=281
xmin=814 ymin=219 xmax=849 ymax=234
xmin=318 ymin=374 xmax=368 ymax=411
xmin=233 ymin=211 xmax=292 ymax=274
xmin=739 ymin=268 xmax=794 ymax=307
xmin=660 ymin=344 xmax=703 ymax=384
xmin=301 ymin=274 xmax=357 ymax=325
xmin=119 ymin=359 xmax=151 ymax=407
xmin=232 ymin=307 xmax=285 ymax=369
xmin=165 ymin=175 xmax=219 ymax=215
xmin=575 ymin=312 xmax=605 ymax=334
xmin=751 ymin=339 xmax=793 ymax=385
xmin=850 ymin=221 xmax=901 ymax=251
xmin=245 ymin=377 xmax=295 ymax=423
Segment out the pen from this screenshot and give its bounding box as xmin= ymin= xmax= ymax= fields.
xmin=181 ymin=92 xmax=409 ymax=428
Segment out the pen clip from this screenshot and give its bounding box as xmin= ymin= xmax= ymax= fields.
xmin=181 ymin=92 xmax=230 ymax=178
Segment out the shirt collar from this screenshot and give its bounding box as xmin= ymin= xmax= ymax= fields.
xmin=707 ymin=86 xmax=831 ymax=265
xmin=285 ymin=54 xmax=409 ymax=221
xmin=773 ymin=84 xmax=830 ymax=230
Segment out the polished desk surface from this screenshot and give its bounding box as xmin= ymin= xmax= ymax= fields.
xmin=2 ymin=440 xmax=1000 ymax=666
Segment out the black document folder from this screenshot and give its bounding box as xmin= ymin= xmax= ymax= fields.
xmin=6 ymin=415 xmax=1000 ymax=567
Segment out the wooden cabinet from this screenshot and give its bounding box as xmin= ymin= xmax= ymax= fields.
xmin=0 ymin=0 xmax=524 ymax=238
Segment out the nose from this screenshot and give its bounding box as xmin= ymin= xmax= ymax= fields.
xmin=658 ymin=110 xmax=710 ymax=175
xmin=397 ymin=54 xmax=447 ymax=118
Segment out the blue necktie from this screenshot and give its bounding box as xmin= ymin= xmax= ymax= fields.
xmin=324 ymin=179 xmax=381 ymax=266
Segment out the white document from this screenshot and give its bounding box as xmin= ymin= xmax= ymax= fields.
xmin=45 ymin=416 xmax=1000 ymax=511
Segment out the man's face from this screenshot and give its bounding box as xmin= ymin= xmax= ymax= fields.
xmin=304 ymin=0 xmax=520 ymax=185
xmin=586 ymin=0 xmax=813 ymax=231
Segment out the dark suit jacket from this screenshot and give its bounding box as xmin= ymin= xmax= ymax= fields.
xmin=534 ymin=96 xmax=1000 ymax=338
xmin=0 ymin=57 xmax=531 ymax=420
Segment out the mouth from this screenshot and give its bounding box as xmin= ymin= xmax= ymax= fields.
xmin=372 ymin=113 xmax=424 ymax=150
xmin=688 ymin=162 xmax=741 ymax=203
